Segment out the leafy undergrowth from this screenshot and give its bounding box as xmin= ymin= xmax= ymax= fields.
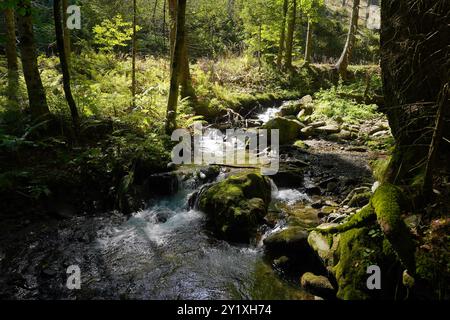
xmin=313 ymin=73 xmax=382 ymax=124
xmin=0 ymin=111 xmax=171 ymax=218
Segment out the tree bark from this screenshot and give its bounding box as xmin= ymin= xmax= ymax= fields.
xmin=168 ymin=0 xmax=195 ymax=100
xmin=335 ymin=0 xmax=360 ymax=79
xmin=276 ymin=0 xmax=288 ymax=69
xmin=17 ymin=0 xmax=50 ymax=119
xmin=4 ymin=8 xmax=19 ymax=106
xmin=131 ymin=0 xmax=137 ymax=109
xmin=380 ymin=0 xmax=450 ymax=186
xmin=284 ymin=0 xmax=296 ymax=70
xmin=54 ymin=0 xmax=79 ymax=133
xmin=165 ymin=0 xmax=187 ymax=134
xmin=62 ymin=0 xmax=71 ymax=64
xmin=304 ymin=18 xmax=313 ymax=63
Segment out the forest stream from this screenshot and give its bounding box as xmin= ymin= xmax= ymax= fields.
xmin=0 ymin=101 xmax=376 ymax=300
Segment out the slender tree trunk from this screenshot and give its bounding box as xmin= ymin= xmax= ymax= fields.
xmin=62 ymin=0 xmax=71 ymax=65
xmin=169 ymin=0 xmax=195 ymax=100
xmin=131 ymin=0 xmax=137 ymax=109
xmin=284 ymin=0 xmax=296 ymax=70
xmin=276 ymin=0 xmax=288 ymax=69
xmin=335 ymin=0 xmax=360 ymax=79
xmin=257 ymin=22 xmax=262 ymax=70
xmin=304 ymin=18 xmax=313 ymax=63
xmin=54 ymin=0 xmax=79 ymax=133
xmin=165 ymin=0 xmax=186 ymax=134
xmin=4 ymin=8 xmax=19 ymax=106
xmin=168 ymin=0 xmax=176 ymax=63
xmin=17 ymin=0 xmax=50 ymax=119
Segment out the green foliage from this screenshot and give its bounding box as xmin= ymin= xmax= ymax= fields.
xmin=314 ymin=78 xmax=381 ymax=123
xmin=93 ymin=15 xmax=140 ymax=52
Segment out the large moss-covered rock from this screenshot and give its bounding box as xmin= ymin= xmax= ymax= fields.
xmin=198 ymin=173 xmax=272 ymax=243
xmin=262 ymin=117 xmax=304 ymax=145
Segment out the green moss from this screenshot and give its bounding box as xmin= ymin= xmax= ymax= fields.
xmin=371 ymin=184 xmax=416 ymax=273
xmin=293 ymin=140 xmax=310 ymax=150
xmin=247 ymin=261 xmax=312 ymax=300
xmin=333 ymin=227 xmax=372 ymax=300
xmin=318 ymin=205 xmax=376 ymax=234
xmin=198 ymin=172 xmax=272 ymax=243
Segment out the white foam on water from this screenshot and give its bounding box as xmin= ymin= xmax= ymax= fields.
xmin=257 ymin=107 xmax=281 ymax=123
xmin=274 ymin=189 xmax=311 ymax=205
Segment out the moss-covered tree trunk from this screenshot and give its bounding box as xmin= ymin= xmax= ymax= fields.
xmin=277 ymin=0 xmax=289 ymax=69
xmin=284 ymin=0 xmax=296 ymax=70
xmin=304 ymin=18 xmax=313 ymax=64
xmin=17 ymin=0 xmax=50 ymax=120
xmin=54 ymin=0 xmax=79 ymax=133
xmin=335 ymin=0 xmax=360 ymax=79
xmin=380 ymin=0 xmax=450 ymax=186
xmin=165 ymin=0 xmax=186 ymax=134
xmin=4 ymin=8 xmax=19 ymax=107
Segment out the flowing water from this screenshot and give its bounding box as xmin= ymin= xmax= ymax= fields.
xmin=1 ymin=101 xmax=315 ymax=300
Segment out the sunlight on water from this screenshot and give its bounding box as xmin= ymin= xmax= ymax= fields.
xmin=257 ymin=107 xmax=281 ymax=123
xmin=275 ymin=189 xmax=311 ymax=205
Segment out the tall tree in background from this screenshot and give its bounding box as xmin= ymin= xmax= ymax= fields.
xmin=276 ymin=0 xmax=288 ymax=68
xmin=380 ymin=0 xmax=450 ymax=188
xmin=17 ymin=0 xmax=50 ymax=119
xmin=62 ymin=0 xmax=71 ymax=64
xmin=54 ymin=0 xmax=80 ymax=132
xmin=284 ymin=0 xmax=296 ymax=70
xmin=3 ymin=7 xmax=19 ymax=107
xmin=335 ymin=0 xmax=360 ymax=79
xmin=168 ymin=0 xmax=195 ymax=100
xmin=131 ymin=0 xmax=137 ymax=109
xmin=166 ymin=0 xmax=187 ymax=134
xmin=304 ymin=17 xmax=313 ymax=63
xmin=302 ymin=0 xmax=324 ymax=64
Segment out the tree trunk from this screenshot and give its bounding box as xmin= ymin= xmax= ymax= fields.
xmin=131 ymin=0 xmax=137 ymax=109
xmin=276 ymin=0 xmax=288 ymax=69
xmin=17 ymin=0 xmax=50 ymax=119
xmin=380 ymin=0 xmax=450 ymax=186
xmin=284 ymin=0 xmax=296 ymax=70
xmin=304 ymin=18 xmax=313 ymax=64
xmin=54 ymin=0 xmax=79 ymax=133
xmin=165 ymin=0 xmax=187 ymax=134
xmin=62 ymin=0 xmax=71 ymax=65
xmin=168 ymin=0 xmax=195 ymax=100
xmin=168 ymin=0 xmax=177 ymax=63
xmin=4 ymin=8 xmax=19 ymax=106
xmin=335 ymin=0 xmax=360 ymax=79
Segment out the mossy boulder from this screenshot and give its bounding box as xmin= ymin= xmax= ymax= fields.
xmin=264 ymin=227 xmax=310 ymax=255
xmin=262 ymin=117 xmax=304 ymax=145
xmin=301 ymin=272 xmax=336 ymax=299
xmin=198 ymin=172 xmax=272 ymax=243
